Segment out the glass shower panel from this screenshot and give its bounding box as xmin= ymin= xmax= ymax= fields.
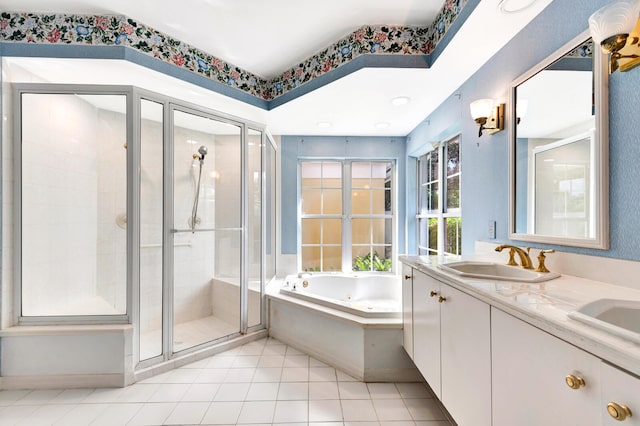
xmin=139 ymin=99 xmax=164 ymax=361
xmin=20 ymin=93 xmax=127 ymax=317
xmin=172 ymin=109 xmax=241 ymax=352
xmin=248 ymin=129 xmax=262 ymax=329
xmin=265 ymin=140 xmax=276 ymax=283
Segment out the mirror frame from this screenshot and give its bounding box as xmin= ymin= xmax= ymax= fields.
xmin=508 ymin=29 xmax=610 ymax=249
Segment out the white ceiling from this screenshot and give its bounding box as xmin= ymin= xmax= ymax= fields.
xmin=0 ymin=0 xmax=555 ymax=136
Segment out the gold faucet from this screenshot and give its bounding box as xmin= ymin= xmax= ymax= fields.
xmin=495 ymin=244 xmax=533 ymax=269
xmin=535 ymin=249 xmax=555 ymax=273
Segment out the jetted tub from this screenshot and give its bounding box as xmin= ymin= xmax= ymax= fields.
xmin=268 ymin=272 xmax=417 ymax=381
xmin=280 ymin=273 xmax=401 ymax=318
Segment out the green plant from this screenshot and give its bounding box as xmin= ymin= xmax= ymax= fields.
xmin=352 ymin=251 xmax=392 ymax=272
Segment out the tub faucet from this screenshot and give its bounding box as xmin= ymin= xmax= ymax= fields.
xmin=495 ymin=244 xmax=533 ymax=269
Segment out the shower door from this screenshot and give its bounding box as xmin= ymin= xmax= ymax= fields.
xmin=170 ymin=107 xmax=243 ymax=353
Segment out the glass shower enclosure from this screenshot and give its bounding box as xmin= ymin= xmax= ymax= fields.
xmin=14 ymin=84 xmax=276 ymax=367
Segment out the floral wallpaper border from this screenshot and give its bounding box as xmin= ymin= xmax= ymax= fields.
xmin=0 ymin=0 xmax=469 ymax=103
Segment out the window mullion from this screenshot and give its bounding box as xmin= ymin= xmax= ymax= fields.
xmin=342 ymin=161 xmax=352 ymax=272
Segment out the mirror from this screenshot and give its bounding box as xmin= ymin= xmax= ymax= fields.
xmin=509 ymin=30 xmax=609 ymax=249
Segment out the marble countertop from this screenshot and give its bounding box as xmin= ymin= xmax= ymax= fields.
xmin=400 ymin=255 xmax=640 ymax=377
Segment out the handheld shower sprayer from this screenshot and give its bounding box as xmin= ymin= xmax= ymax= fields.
xmin=190 ymin=145 xmax=208 ymax=231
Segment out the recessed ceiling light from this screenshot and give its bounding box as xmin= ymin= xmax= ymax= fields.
xmin=391 ymin=96 xmax=411 ymax=106
xmin=498 ymin=0 xmax=538 ymax=14
xmin=375 ymin=122 xmax=390 ymax=129
xmin=317 ymin=121 xmax=332 ymax=128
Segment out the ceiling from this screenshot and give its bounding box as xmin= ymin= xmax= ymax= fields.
xmin=0 ymin=0 xmax=554 ymax=136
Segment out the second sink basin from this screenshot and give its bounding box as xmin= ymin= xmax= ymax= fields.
xmin=438 ymin=261 xmax=560 ymax=283
xmin=568 ymin=299 xmax=640 ymax=344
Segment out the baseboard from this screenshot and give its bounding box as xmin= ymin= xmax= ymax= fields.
xmin=0 ymin=373 xmax=126 ymax=390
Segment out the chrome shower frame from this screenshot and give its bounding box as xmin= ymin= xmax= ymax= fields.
xmin=12 ymin=83 xmax=276 ymax=370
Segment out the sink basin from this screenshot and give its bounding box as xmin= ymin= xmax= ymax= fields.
xmin=568 ymin=299 xmax=640 ymax=344
xmin=438 ymin=261 xmax=560 ymax=283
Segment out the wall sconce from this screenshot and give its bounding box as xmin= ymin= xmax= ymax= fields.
xmin=589 ymin=0 xmax=640 ymax=73
xmin=470 ymin=99 xmax=505 ymax=137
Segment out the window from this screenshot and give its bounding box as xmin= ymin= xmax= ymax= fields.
xmin=300 ymin=160 xmax=395 ymax=272
xmin=417 ymin=136 xmax=461 ymax=255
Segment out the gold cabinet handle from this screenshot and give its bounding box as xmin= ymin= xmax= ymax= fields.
xmin=607 ymin=402 xmax=632 ymax=421
xmin=438 ymin=296 xmax=447 ymax=303
xmin=429 ymin=290 xmax=438 ymax=297
xmin=565 ymin=374 xmax=585 ymax=390
xmin=404 ymin=275 xmax=412 ymax=280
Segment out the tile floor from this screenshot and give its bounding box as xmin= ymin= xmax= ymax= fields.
xmin=0 ymin=337 xmax=455 ymax=426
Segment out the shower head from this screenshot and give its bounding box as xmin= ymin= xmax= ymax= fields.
xmin=198 ymin=145 xmax=208 ymax=160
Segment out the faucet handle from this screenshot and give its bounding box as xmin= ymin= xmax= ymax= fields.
xmin=506 ymin=248 xmax=518 ymax=266
xmin=535 ymin=249 xmax=555 ymax=273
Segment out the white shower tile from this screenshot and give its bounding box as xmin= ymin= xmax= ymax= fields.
xmin=165 ymin=368 xmax=202 ymax=383
xmin=90 ymin=402 xmax=143 ymax=426
xmin=336 ymin=370 xmax=359 ymax=382
xmin=14 ymin=403 xmax=75 ymax=426
xmin=237 ymin=400 xmax=276 ymax=424
xmin=310 ymin=367 xmax=338 ymax=382
xmin=372 ymin=399 xmax=412 ymax=421
xmin=246 ymin=382 xmax=279 ymax=401
xmin=214 ymin=383 xmax=250 ymax=401
xmin=232 ymin=355 xmax=261 ymax=368
xmin=403 ymin=399 xmax=446 ymax=421
xmin=309 ymin=382 xmax=340 ymax=400
xmin=281 ymin=367 xmax=309 ymax=382
xmin=395 ymin=383 xmax=432 ymax=399
xmin=195 ymin=369 xmax=228 ymax=383
xmin=224 ymin=367 xmax=256 ymax=383
xmin=367 ymin=383 xmax=401 ymax=399
xmin=201 ymin=401 xmax=243 ymax=424
xmin=252 ymin=367 xmax=283 ymax=383
xmin=207 ymin=355 xmax=236 ymax=368
xmin=273 ymin=400 xmax=308 ymax=423
xmin=147 ymin=383 xmax=190 ymax=402
xmin=182 ymin=383 xmax=220 ymax=402
xmin=126 ymin=402 xmax=176 ymax=425
xmin=283 ymin=355 xmax=309 ymax=368
xmin=341 ymin=399 xmax=378 ymax=422
xmin=309 ymin=399 xmax=343 ymax=422
xmin=13 ymin=389 xmax=63 ymax=405
xmin=0 ymin=390 xmax=30 ymax=406
xmin=115 ymin=383 xmax=160 ymax=403
xmin=163 ymin=401 xmax=209 ymax=425
xmin=339 ymin=382 xmax=370 ymax=399
xmin=310 ymin=357 xmax=330 ymax=367
xmin=52 ymin=403 xmax=108 ymax=426
xmin=258 ymin=355 xmax=285 ymax=367
xmin=277 ymin=382 xmax=308 ymax=401
xmin=82 ymin=387 xmax=127 ymax=403
xmin=47 ymin=388 xmax=94 ymax=404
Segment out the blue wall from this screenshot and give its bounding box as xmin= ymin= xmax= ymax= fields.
xmin=280 ymin=136 xmax=407 ymax=255
xmin=406 ymin=0 xmax=640 ymax=260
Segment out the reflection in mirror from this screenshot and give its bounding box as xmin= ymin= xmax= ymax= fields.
xmin=510 ymin=30 xmax=609 ymax=249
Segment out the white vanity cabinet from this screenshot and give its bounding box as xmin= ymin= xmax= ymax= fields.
xmin=601 ymin=363 xmax=640 ymax=425
xmin=412 ymin=269 xmax=491 ymax=426
xmin=440 ymin=282 xmax=491 ymax=426
xmin=402 ymin=264 xmax=414 ymax=359
xmin=412 ymin=269 xmax=441 ymax=395
xmin=492 ymin=307 xmax=602 ymax=426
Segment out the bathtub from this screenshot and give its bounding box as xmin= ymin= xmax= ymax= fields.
xmin=268 ymin=273 xmax=418 ymax=382
xmin=280 ymin=273 xmax=401 ymax=318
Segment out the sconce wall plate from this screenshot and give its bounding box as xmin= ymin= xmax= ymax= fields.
xmin=485 ymin=103 xmax=506 ymax=135
xmin=617 ymin=17 xmax=640 ymax=71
